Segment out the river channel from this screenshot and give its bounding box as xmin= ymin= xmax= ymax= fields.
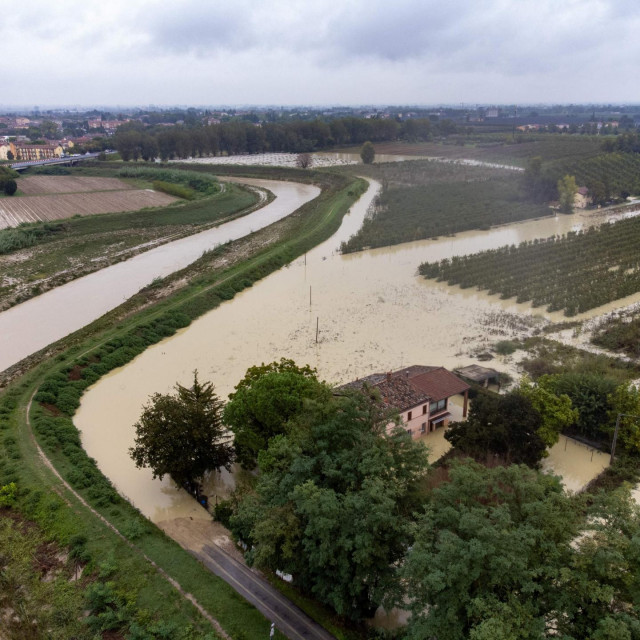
xmin=75 ymin=177 xmax=639 ymax=524
xmin=0 ymin=178 xmax=319 ymax=373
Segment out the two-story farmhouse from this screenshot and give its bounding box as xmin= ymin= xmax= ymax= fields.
xmin=340 ymin=365 xmax=470 ymax=439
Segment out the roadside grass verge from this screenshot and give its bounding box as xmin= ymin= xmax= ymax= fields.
xmin=0 ymin=168 xmax=365 ymax=639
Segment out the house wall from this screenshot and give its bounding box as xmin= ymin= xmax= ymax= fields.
xmin=386 ymin=395 xmax=466 ymax=439
xmin=574 ymin=192 xmax=590 ymax=209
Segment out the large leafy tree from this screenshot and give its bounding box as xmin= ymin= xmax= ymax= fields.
xmin=558 ymin=174 xmax=578 ymax=213
xmin=402 ymin=462 xmax=580 ymax=640
xmin=230 ymin=390 xmax=429 ymax=621
xmin=402 ymin=463 xmax=640 ymax=639
xmin=608 ymin=382 xmax=640 ymax=453
xmin=129 ymin=372 xmax=232 ymax=491
xmin=543 ymin=373 xmax=618 ymax=442
xmin=555 ymin=488 xmax=640 ymax=639
xmin=518 ymin=376 xmax=578 ymax=447
xmin=445 ymin=391 xmax=547 ymax=466
xmin=223 ymin=359 xmax=329 ymax=468
xmin=360 ymin=140 xmax=375 ymax=164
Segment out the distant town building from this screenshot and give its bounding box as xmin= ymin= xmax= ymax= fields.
xmin=9 ymin=142 xmax=64 ymax=161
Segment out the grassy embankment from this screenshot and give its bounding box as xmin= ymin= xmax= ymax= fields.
xmin=0 ymin=164 xmax=264 ymax=311
xmin=419 ymin=213 xmax=640 ymax=317
xmin=0 ymin=166 xmax=366 ymax=639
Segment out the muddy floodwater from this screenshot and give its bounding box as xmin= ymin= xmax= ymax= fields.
xmin=0 ymin=179 xmax=319 ymax=372
xmin=76 ymin=179 xmax=630 ymax=523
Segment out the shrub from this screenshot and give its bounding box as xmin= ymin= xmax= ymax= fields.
xmin=152 ymin=180 xmax=195 ymax=200
xmin=494 ymin=340 xmax=518 ymax=355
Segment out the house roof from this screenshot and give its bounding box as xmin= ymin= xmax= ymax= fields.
xmin=577 ymin=186 xmax=589 ymax=196
xmin=339 ymin=365 xmax=469 ymax=412
xmin=454 ymin=364 xmax=500 ymax=384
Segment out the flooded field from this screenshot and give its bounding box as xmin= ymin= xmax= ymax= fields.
xmin=178 ymin=151 xmax=426 ymax=169
xmin=75 ymin=178 xmax=629 ymax=523
xmin=0 ymin=178 xmax=319 ymax=372
xmin=542 ymin=435 xmax=610 ymax=493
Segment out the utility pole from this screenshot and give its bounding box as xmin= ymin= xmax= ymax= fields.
xmin=610 ymin=412 xmax=640 ymax=464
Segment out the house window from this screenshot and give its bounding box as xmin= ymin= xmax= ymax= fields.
xmin=421 ymin=422 xmax=426 ymax=434
xmin=407 ymin=411 xmax=412 ymax=421
xmin=429 ymin=398 xmax=447 ymax=414
xmin=406 ymin=428 xmax=412 ymax=436
xmin=422 ymin=404 xmax=427 ymax=415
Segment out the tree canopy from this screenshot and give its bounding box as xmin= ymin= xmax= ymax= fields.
xmin=445 ymin=390 xmax=547 ymax=466
xmin=223 ymin=359 xmax=329 ymax=468
xmin=129 ymin=372 xmax=232 ymax=490
xmin=558 ymin=174 xmax=578 ymax=213
xmin=518 ymin=376 xmax=578 ymax=447
xmin=230 ymin=389 xmax=429 ymax=620
xmin=402 ymin=462 xmax=579 ymax=640
xmin=402 ymin=462 xmax=640 ymax=639
xmin=360 ymin=140 xmax=375 ymax=164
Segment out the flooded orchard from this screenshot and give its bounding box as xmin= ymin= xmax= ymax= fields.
xmin=0 ymin=178 xmax=319 ymax=373
xmin=75 ymin=177 xmax=627 ymax=523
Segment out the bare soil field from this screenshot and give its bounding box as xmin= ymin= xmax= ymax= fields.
xmin=0 ymin=189 xmax=177 ymax=229
xmin=17 ymin=175 xmax=134 ymax=195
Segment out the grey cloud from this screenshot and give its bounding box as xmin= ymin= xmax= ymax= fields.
xmin=140 ymin=1 xmax=257 ymax=55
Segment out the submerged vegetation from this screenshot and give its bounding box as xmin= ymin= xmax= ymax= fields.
xmin=591 ymin=309 xmax=640 ymax=358
xmin=419 ymin=215 xmax=640 ymax=316
xmin=341 ymin=172 xmax=550 ymax=251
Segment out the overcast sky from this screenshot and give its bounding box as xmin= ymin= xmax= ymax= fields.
xmin=4 ymin=0 xmax=639 ymax=108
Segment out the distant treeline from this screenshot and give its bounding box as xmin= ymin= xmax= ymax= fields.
xmin=112 ymin=117 xmax=458 ymax=161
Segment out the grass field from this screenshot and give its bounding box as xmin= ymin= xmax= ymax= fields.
xmin=338 ymin=159 xmax=550 ymax=252
xmin=419 ymin=215 xmax=640 ymax=316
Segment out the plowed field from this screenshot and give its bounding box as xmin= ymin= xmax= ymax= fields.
xmin=0 ymin=190 xmax=177 ymax=229
xmin=18 ymin=176 xmax=133 ymax=195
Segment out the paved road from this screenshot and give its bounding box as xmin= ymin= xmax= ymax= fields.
xmin=197 ymin=543 xmax=335 ymax=640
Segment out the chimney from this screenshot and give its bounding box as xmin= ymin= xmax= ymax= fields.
xmin=386 ymin=371 xmax=391 ymax=382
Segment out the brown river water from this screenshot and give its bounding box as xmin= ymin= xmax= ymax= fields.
xmin=75 ymin=178 xmax=638 ymax=523
xmin=0 ymin=178 xmax=319 ymax=373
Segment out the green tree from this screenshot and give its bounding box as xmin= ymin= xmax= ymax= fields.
xmin=231 ymin=390 xmax=429 ymax=621
xmin=542 ymin=373 xmax=618 ymax=442
xmin=518 ymin=375 xmax=578 ymax=447
xmin=402 ymin=462 xmax=579 ymax=640
xmin=129 ymin=372 xmax=232 ymax=491
xmin=558 ymin=174 xmax=578 ymax=213
xmin=608 ymin=383 xmax=640 ymax=453
xmin=223 ymin=359 xmax=329 ymax=468
xmin=445 ymin=391 xmax=547 ymax=466
xmin=360 ymin=140 xmax=375 ymax=164
xmin=6 ymin=150 xmax=14 ymax=161
xmin=3 ymin=179 xmax=17 ymax=196
xmin=555 ymin=488 xmax=640 ymax=639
